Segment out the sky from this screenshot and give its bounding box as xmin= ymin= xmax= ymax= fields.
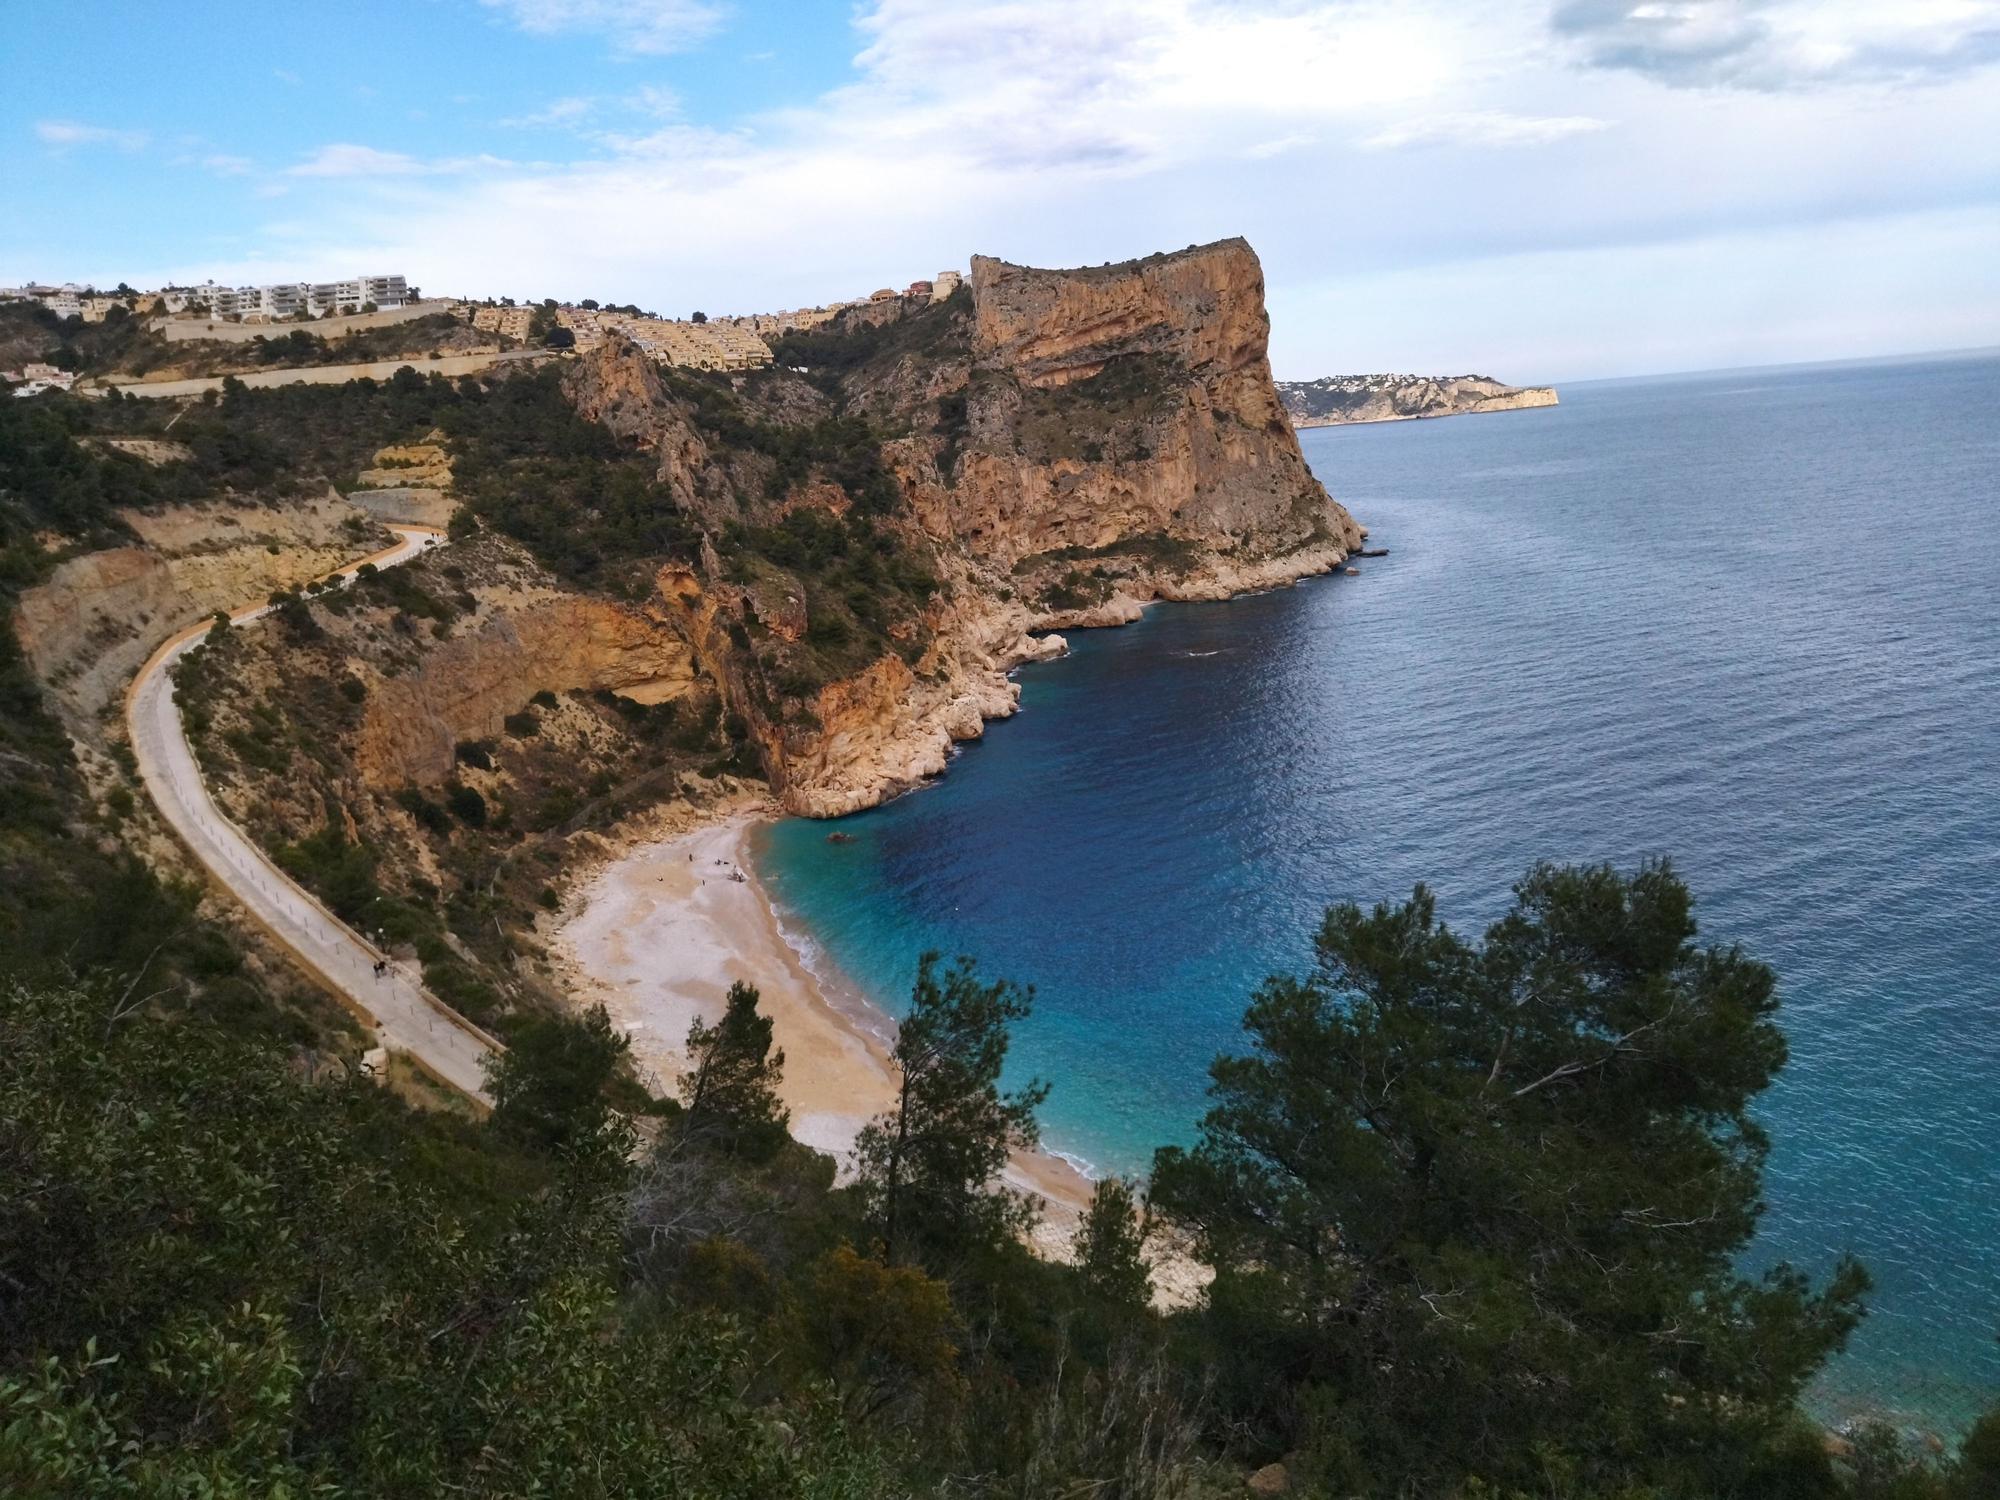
xmin=4 ymin=0 xmax=1999 ymax=381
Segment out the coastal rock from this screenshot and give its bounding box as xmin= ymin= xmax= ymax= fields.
xmin=394 ymin=239 xmax=1363 ymax=820
xmin=747 ymin=240 xmax=1361 ymax=815
xmin=943 ymin=238 xmax=1362 ymax=569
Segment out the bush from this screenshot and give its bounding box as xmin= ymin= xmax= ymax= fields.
xmin=446 ymin=782 xmax=487 ymax=827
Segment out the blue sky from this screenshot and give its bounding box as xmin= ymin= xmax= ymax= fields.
xmin=5 ymin=0 xmax=2000 ymax=380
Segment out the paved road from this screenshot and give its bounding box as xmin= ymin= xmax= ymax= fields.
xmin=125 ymin=525 xmax=500 ymax=1101
xmin=98 ymin=347 xmax=549 ymax=400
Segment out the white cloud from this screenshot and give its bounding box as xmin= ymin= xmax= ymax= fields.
xmin=35 ymin=120 xmax=149 ymax=150
xmin=1552 ymin=0 xmax=2000 ymax=89
xmin=1362 ymin=112 xmax=1613 ymax=150
xmin=1242 ymin=133 xmax=1316 ymax=161
xmin=626 ymin=84 xmax=681 ymax=118
xmin=288 ymin=144 xmax=427 ymax=177
xmin=203 ymin=153 xmax=255 ymax=176
xmin=478 ymin=0 xmax=726 ymax=55
xmin=504 ymin=85 xmax=680 ymax=133
xmin=503 ymin=96 xmax=598 ymax=128
xmin=287 ymin=144 xmax=517 ymax=177
xmin=140 ymin=0 xmax=2000 ymax=373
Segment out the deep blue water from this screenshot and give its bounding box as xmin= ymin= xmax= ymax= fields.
xmin=754 ymin=353 xmax=2000 ymax=1429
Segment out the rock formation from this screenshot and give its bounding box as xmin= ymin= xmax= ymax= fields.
xmin=591 ymin=237 xmax=1365 ymax=815
xmin=355 ymin=595 xmax=696 ymax=784
xmin=15 ymin=494 xmax=387 ymax=723
xmin=23 ymin=238 xmax=1363 ymax=825
xmin=935 ymin=239 xmax=1355 ymax=567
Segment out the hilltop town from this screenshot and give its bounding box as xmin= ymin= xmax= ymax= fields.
xmin=2 ymin=267 xmax=968 ymax=390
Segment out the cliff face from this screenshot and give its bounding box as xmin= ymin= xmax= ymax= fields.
xmin=496 ymin=241 xmax=1360 ymax=816
xmin=356 ymin=594 xmax=695 ymax=785
xmin=913 ymin=239 xmax=1358 ymax=568
xmin=542 ymin=239 xmax=1363 ymax=816
xmin=17 ymin=242 xmax=1361 ymax=825
xmin=1277 ymin=373 xmax=1559 ymax=427
xmin=16 ymin=494 xmax=388 ymax=726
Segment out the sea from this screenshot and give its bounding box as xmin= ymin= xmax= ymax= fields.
xmin=753 ymin=350 xmax=2000 ymax=1431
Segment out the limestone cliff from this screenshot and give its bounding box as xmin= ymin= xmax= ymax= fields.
xmin=355 ymin=593 xmax=696 ymax=785
xmin=1277 ymin=373 xmax=1559 ymax=427
xmin=862 ymin=238 xmax=1359 ymax=570
xmin=14 ymin=240 xmax=1364 ymax=873
xmin=553 ymin=238 xmax=1363 ymax=816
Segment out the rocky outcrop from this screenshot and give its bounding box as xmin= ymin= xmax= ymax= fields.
xmin=543 ymin=239 xmax=1366 ymax=817
xmin=1277 ymin=373 xmax=1558 ymax=427
xmin=563 ymin=335 xmax=718 ymax=518
xmin=936 ymin=240 xmax=1360 ymax=568
xmin=971 ymin=238 xmax=1279 ymax=390
xmin=320 ymin=239 xmax=1361 ymax=818
xmin=355 ymin=441 xmax=452 ymax=490
xmin=355 ymin=596 xmax=696 ymax=784
xmin=776 ymin=599 xmax=1066 ymax=818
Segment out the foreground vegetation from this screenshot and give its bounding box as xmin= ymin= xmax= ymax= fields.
xmin=4 ymin=350 xmax=1994 ymax=1497
xmin=4 ymin=830 xmax=1995 ymax=1495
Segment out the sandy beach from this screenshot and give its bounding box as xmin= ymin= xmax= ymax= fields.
xmin=550 ymin=799 xmax=1100 ymax=1251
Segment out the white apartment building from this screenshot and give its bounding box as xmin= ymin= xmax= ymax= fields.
xmin=192 ymin=273 xmax=411 ymax=321
xmin=40 ymin=283 xmax=84 ymax=318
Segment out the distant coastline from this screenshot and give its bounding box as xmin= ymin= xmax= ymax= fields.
xmin=1279 ymin=372 xmax=1559 ymax=427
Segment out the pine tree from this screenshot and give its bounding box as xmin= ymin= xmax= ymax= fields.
xmin=1072 ymin=1176 xmax=1152 ymax=1311
xmin=855 ymin=953 xmax=1048 ymax=1269
xmin=1151 ymin=860 xmax=1870 ymax=1494
xmin=680 ymin=980 xmax=789 ymax=1159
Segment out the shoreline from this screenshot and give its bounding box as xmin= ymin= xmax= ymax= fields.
xmin=548 ymin=800 xmax=1104 ymax=1255
xmin=544 ymin=552 xmax=1365 ymax=1298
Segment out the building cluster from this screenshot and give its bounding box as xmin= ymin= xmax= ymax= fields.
xmin=454 ymin=302 xmax=780 ymax=371
xmin=1 ymin=273 xmax=415 ymax=325
xmin=182 ymin=273 xmax=412 ymax=322
xmin=1 ymin=265 xmax=968 ymax=389
xmin=3 ymin=361 xmax=77 ymax=398
xmin=1 ymin=283 xmax=151 ymax=321
xmin=462 ymin=304 xmax=537 ymax=340
xmin=620 ymin=316 xmax=774 ymax=371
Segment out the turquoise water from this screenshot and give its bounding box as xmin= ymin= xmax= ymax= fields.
xmin=754 ymin=353 xmax=2000 ymax=1428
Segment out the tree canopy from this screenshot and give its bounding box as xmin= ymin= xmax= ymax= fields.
xmin=855 ymin=953 xmax=1048 ymax=1270
xmin=1152 ymin=859 xmax=1873 ymax=1495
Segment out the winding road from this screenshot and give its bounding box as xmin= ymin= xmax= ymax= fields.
xmin=125 ymin=524 xmax=499 ymax=1101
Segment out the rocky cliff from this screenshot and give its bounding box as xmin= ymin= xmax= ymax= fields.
xmin=554 ymin=237 xmax=1363 ymax=816
xmin=937 ymin=240 xmax=1353 ymax=566
xmin=1277 ymin=373 xmax=1558 ymax=427
xmin=355 ymin=593 xmax=696 ymax=785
